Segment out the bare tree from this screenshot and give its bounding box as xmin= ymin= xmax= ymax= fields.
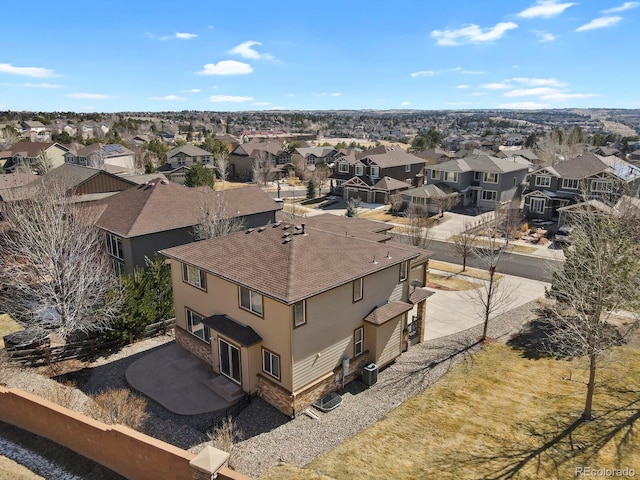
xmin=311 ymin=162 xmax=330 ymax=196
xmin=535 ymin=128 xmax=587 ymax=166
xmin=494 ymin=200 xmax=523 ymax=247
xmin=207 ymin=416 xmax=245 ymax=470
xmin=252 ymin=151 xmax=272 ymax=185
xmin=345 ymin=197 xmax=361 ymax=218
xmin=543 ymin=205 xmax=640 ymax=420
xmin=214 ymin=151 xmax=230 ymax=187
xmin=33 ymin=148 xmax=54 ymax=175
xmin=193 ymin=190 xmax=245 ymax=240
xmin=389 ymin=193 xmax=404 ymax=215
xmin=0 ymin=181 xmax=121 ymax=338
xmin=399 ymin=205 xmax=432 ymax=249
xmin=431 ymin=190 xmax=458 ymax=218
xmin=452 ymin=219 xmax=479 ymax=272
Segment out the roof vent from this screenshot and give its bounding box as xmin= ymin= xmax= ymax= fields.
xmin=372 ymin=256 xmax=378 ymax=264
xmin=386 ymin=252 xmax=392 ymax=259
xmin=283 ymin=237 xmax=292 ymax=244
xmin=294 ymin=225 xmax=303 ymax=231
xmin=273 ymin=221 xmax=282 ymax=227
xmin=246 ymin=228 xmax=255 ymax=234
xmin=160 ymin=179 xmax=169 ymax=185
xmin=282 ymin=224 xmax=291 ymax=230
xmin=258 ymin=226 xmax=266 ymax=232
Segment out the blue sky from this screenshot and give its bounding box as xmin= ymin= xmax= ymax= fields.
xmin=1 ymin=0 xmax=638 ymax=112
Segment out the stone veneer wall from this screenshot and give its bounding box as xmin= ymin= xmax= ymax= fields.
xmin=175 ymin=327 xmax=212 ymax=365
xmin=416 ymin=300 xmax=426 ymax=344
xmin=258 ymin=352 xmax=371 ymax=417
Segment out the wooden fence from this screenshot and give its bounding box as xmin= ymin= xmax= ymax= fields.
xmin=5 ymin=318 xmax=175 ymax=366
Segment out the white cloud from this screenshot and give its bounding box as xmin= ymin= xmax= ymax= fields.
xmin=457 ymin=84 xmax=470 ymax=89
xmin=66 ymin=92 xmax=111 ymax=99
xmin=330 ymin=92 xmax=342 ymax=97
xmin=532 ymin=30 xmax=558 ymax=42
xmin=0 ymin=63 xmax=55 ymax=78
xmin=517 ymin=1 xmax=577 ymax=18
xmin=253 ymin=101 xmax=272 ymax=106
xmin=481 ymin=82 xmax=512 ymax=89
xmin=411 ymin=70 xmax=437 ymax=77
xmin=183 ymin=88 xmax=201 ymax=93
xmin=208 ymin=95 xmax=254 ymax=103
xmin=313 ymin=92 xmax=342 ymax=97
xmin=198 ymin=61 xmax=253 ymax=76
xmin=504 ymin=87 xmax=560 ymax=97
xmin=175 ymin=32 xmax=197 ymax=40
xmin=229 ymin=41 xmax=274 ymax=60
xmin=498 ymin=102 xmax=549 ymax=109
xmin=401 ymin=101 xmax=411 ymax=106
xmin=511 ymin=77 xmax=566 ymax=87
xmin=469 ymin=92 xmax=489 ymax=96
xmin=576 ymin=16 xmax=623 ymax=31
xmin=602 ymin=2 xmax=639 ymax=13
xmin=150 ymin=95 xmax=186 ymax=101
xmin=22 ymin=82 xmax=62 ymax=88
xmin=540 ymin=92 xmax=598 ymax=101
xmin=431 ymin=22 xmax=518 ymax=46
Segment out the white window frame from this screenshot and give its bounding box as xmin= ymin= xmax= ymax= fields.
xmin=399 ymin=261 xmax=408 ymax=282
xmin=353 ymin=277 xmax=363 ymax=302
xmin=405 ymin=164 xmax=411 ymax=173
xmin=106 ymin=233 xmax=124 ymax=260
xmin=370 ymin=166 xmax=380 ymax=178
xmin=430 ymin=170 xmax=440 ymax=180
xmin=529 ymin=197 xmax=546 ymax=214
xmin=483 ymin=172 xmax=499 ymax=184
xmin=186 ymin=308 xmax=210 ymax=343
xmin=338 ymin=162 xmax=349 ymax=173
xmin=293 ymin=300 xmax=306 ymax=327
xmin=262 ymin=348 xmax=281 ymax=380
xmin=239 ymin=286 xmax=264 ymax=316
xmin=111 ymin=258 xmax=125 ymax=277
xmin=354 ymin=327 xmax=364 ymax=356
xmin=562 ymin=178 xmax=579 ymax=190
xmin=355 ymin=164 xmax=364 ymax=176
xmin=591 ymin=180 xmax=612 ymax=193
xmin=182 ymin=263 xmax=206 ymax=290
xmin=535 ymin=176 xmax=551 ymax=188
xmin=444 ymin=171 xmax=458 ymax=183
xmin=481 ymin=190 xmax=498 ymax=202
xmin=405 ymin=178 xmax=413 ymax=185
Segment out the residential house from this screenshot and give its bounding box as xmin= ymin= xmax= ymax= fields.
xmin=157 ymin=144 xmax=214 ymax=184
xmin=522 ymin=153 xmax=640 ymax=220
xmin=228 ymin=140 xmax=292 ymax=181
xmin=157 ymin=131 xmax=175 ymax=143
xmin=64 ymin=143 xmax=136 ymax=173
xmin=291 ymin=146 xmax=338 ymax=169
xmin=0 ymin=141 xmax=70 ymax=173
xmin=160 ymin=218 xmax=432 ymax=416
xmin=401 ymin=184 xmax=460 ymax=216
xmin=95 ymin=181 xmax=280 ymax=275
xmin=330 ymin=145 xmax=425 ymax=203
xmin=20 ymin=121 xmax=50 ymax=142
xmin=424 ymin=154 xmax=529 ymax=211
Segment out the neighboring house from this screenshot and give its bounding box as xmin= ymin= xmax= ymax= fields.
xmin=522 ymin=153 xmax=640 ymax=220
xmin=412 ymin=148 xmax=457 ymax=166
xmin=291 ymin=147 xmax=338 ymax=168
xmin=20 ymin=121 xmax=51 ymax=142
xmin=496 ymin=148 xmax=540 ymax=165
xmin=160 ymin=217 xmax=432 ymax=417
xmin=157 ymin=144 xmax=215 ymax=184
xmin=94 ymin=181 xmax=280 ymax=274
xmin=157 ymin=131 xmax=176 ymax=143
xmin=64 ymin=143 xmax=136 ymax=173
xmin=330 ymin=145 xmax=425 ymax=203
xmin=0 ymin=141 xmax=70 ymax=173
xmin=401 ymin=184 xmax=460 ymax=215
xmin=424 ymin=154 xmax=529 ymax=211
xmin=228 ymin=140 xmax=291 ymax=181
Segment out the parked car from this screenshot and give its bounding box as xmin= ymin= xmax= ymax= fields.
xmin=554 ymin=225 xmax=574 ymax=244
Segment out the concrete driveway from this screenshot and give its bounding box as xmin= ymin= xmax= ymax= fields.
xmin=424 ymin=274 xmax=549 ymax=340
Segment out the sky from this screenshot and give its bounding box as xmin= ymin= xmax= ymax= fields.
xmin=1 ymin=0 xmax=639 ymax=112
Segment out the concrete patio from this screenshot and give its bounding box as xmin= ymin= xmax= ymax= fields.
xmin=125 ymin=342 xmax=244 ymax=415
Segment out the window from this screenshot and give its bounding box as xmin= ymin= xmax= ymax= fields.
xmin=399 ymin=261 xmax=408 ymax=282
xmin=370 ymin=166 xmax=380 ymax=178
xmin=338 ymin=162 xmax=349 ymax=173
xmin=405 ymin=164 xmax=411 ymax=173
xmin=293 ymin=300 xmax=306 ymax=327
xmin=513 ymin=177 xmax=517 ymax=187
xmin=483 ymin=172 xmax=499 ymax=183
xmin=354 ymin=327 xmax=364 ymax=356
xmin=355 ymin=164 xmax=364 ymax=176
xmin=591 ymin=180 xmax=612 ymax=193
xmin=307 ymin=155 xmax=316 ymax=165
xmin=262 ymin=348 xmax=280 ymax=380
xmin=444 ymin=171 xmax=458 ymax=182
xmin=481 ymin=190 xmax=497 ymax=202
xmin=186 ymin=308 xmax=210 ymax=342
xmin=353 ymin=277 xmax=363 ymax=302
xmin=535 ymin=176 xmax=551 ymax=188
xmin=182 ymin=263 xmax=206 ymax=290
xmin=430 ymin=170 xmax=440 ymax=180
xmin=405 ymin=178 xmax=413 ymax=185
xmin=111 ymin=258 xmax=124 ymax=277
xmin=529 ymin=197 xmax=545 ymax=214
xmin=562 ymin=178 xmax=579 ymax=190
xmin=474 ymin=171 xmax=481 ymax=181
xmin=239 ymin=286 xmax=263 ymax=316
xmin=106 ymin=233 xmax=124 ymax=260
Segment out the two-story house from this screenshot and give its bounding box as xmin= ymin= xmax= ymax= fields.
xmin=157 ymin=144 xmax=215 ymax=184
xmin=330 ymin=146 xmax=425 ymax=203
xmin=523 ymin=153 xmax=640 ymax=220
xmin=160 ymin=220 xmax=432 ymax=417
xmin=64 ymin=143 xmax=136 ymax=173
xmin=94 ymin=180 xmax=280 ymax=275
xmin=424 ymin=154 xmax=529 ymax=211
xmin=0 ymin=141 xmax=70 ymax=173
xmin=228 ymin=140 xmax=292 ymax=181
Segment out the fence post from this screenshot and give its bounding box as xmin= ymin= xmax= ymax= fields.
xmin=45 ymin=347 xmax=51 ymax=366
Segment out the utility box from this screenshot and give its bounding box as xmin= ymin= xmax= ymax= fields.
xmin=362 ymin=362 xmax=378 ymax=386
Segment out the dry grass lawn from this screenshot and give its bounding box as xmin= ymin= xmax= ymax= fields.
xmin=0 ymin=314 xmax=23 ymax=348
xmin=0 ymin=456 xmax=43 ymax=480
xmin=430 ymin=260 xmax=503 ymax=282
xmin=262 ymin=344 xmax=640 ymax=480
xmin=428 ymin=273 xmax=481 ymax=291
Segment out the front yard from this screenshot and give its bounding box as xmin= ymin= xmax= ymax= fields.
xmin=261 ymin=343 xmax=640 ymax=480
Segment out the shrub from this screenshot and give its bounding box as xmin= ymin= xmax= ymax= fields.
xmin=86 ymin=389 xmax=148 ymax=430
xmin=207 ymin=416 xmax=245 ymax=470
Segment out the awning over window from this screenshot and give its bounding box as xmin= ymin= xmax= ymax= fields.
xmin=364 ymin=301 xmax=413 ymax=326
xmin=203 ymin=315 xmax=262 ymax=347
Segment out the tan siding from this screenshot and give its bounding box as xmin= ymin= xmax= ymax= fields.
xmin=376 ymin=317 xmax=403 ymax=367
xmin=292 ymin=337 xmax=349 ymax=391
xmin=388 ymin=282 xmax=403 ymax=301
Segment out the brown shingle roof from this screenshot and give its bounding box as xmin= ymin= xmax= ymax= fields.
xmin=95 ymin=182 xmax=277 ymax=238
xmin=161 ymin=222 xmax=423 ymax=304
xmin=364 ymin=301 xmax=413 ymax=325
